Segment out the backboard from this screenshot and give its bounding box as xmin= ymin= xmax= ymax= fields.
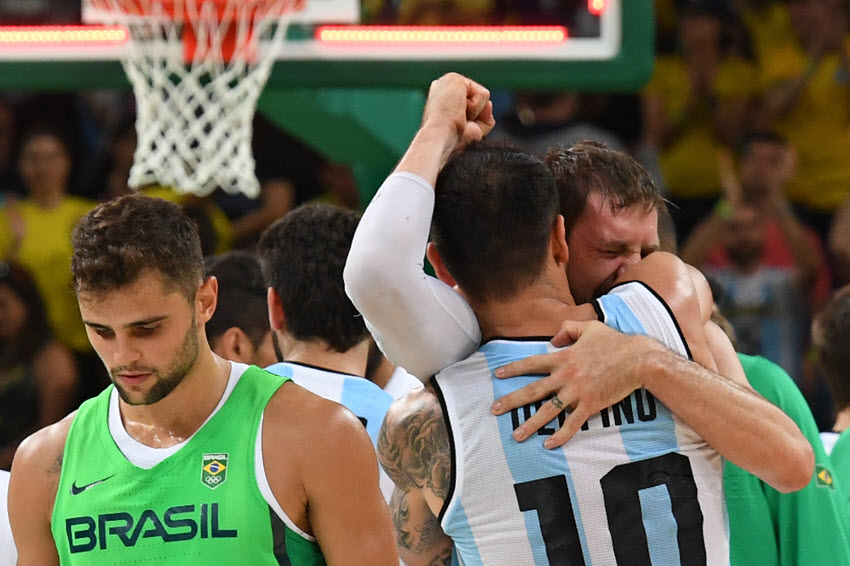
xmin=0 ymin=0 xmax=653 ymax=91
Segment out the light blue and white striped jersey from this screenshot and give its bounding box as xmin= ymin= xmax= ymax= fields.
xmin=434 ymin=281 xmax=728 ymax=566
xmin=265 ymin=361 xmax=396 ymax=500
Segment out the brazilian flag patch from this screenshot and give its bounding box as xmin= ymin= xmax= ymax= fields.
xmin=202 ymin=453 xmax=229 ymax=490
xmin=816 ymin=464 xmax=835 ymax=490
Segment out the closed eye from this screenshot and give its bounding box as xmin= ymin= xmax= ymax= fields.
xmin=132 ymin=326 xmax=159 ymax=337
xmin=93 ymin=327 xmax=114 ymax=339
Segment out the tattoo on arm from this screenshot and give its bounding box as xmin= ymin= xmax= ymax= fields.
xmin=380 ymin=393 xmax=455 ymax=564
xmin=378 ymin=393 xmax=451 ymax=499
xmin=390 ymin=487 xmax=454 ymax=564
xmin=390 ymin=488 xmax=413 ymax=550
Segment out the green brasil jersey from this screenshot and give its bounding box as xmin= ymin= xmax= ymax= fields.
xmin=724 ymin=354 xmax=850 ymax=566
xmin=830 ymin=429 xmax=850 ymax=507
xmin=51 ymin=365 xmax=325 ymax=565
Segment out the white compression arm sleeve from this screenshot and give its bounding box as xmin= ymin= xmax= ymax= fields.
xmin=344 ymin=172 xmax=481 ymax=381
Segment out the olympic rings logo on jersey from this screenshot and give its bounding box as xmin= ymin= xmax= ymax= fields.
xmin=201 ymin=453 xmax=229 ymax=490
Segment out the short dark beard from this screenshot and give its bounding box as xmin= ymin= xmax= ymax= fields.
xmin=112 ymin=312 xmax=200 ymax=405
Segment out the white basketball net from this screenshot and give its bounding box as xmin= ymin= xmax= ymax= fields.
xmin=91 ymin=0 xmax=300 ymax=197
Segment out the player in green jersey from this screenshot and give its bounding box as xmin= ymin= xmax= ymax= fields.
xmin=813 ymin=284 xmax=850 ymax=507
xmin=8 ymin=195 xmax=397 ymax=566
xmin=725 ymin=354 xmax=850 ymax=566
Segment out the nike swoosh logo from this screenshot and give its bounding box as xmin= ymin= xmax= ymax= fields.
xmin=70 ymin=474 xmax=116 ymax=495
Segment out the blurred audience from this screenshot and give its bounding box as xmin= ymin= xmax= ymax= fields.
xmin=0 ymin=125 xmax=95 ymax=358
xmin=643 ymin=0 xmax=758 ymax=242
xmin=754 ymin=0 xmax=850 ymax=241
xmin=680 ymin=133 xmax=826 ymax=381
xmin=829 ymin=192 xmax=850 ymax=286
xmin=681 ymin=133 xmax=831 ymax=310
xmin=0 ymin=262 xmax=78 ymax=470
xmin=494 ymin=92 xmax=627 ymax=156
xmin=3 ymin=0 xmax=850 ymax=433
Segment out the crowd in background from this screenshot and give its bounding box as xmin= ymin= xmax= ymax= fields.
xmin=2 ymin=0 xmax=850 ymax=468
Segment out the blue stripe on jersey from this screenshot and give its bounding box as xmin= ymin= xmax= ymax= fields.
xmin=597 ymin=293 xmax=647 ymax=335
xmin=601 ymin=291 xmax=687 ymax=565
xmin=266 ymin=362 xmax=293 ymax=379
xmin=597 ymin=296 xmax=681 ymax=463
xmin=639 ymin=484 xmax=682 ymax=565
xmin=618 ymin=398 xmax=680 ymax=464
xmin=480 ymin=340 xmax=593 ymax=566
xmin=448 ymin=500 xmax=484 ymax=566
xmin=339 ymin=376 xmax=394 ymax=445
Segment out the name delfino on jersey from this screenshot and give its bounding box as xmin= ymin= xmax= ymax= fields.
xmin=510 ymin=388 xmax=658 ymax=435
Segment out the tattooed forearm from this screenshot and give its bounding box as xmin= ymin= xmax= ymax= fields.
xmin=378 ymin=389 xmax=452 ymax=499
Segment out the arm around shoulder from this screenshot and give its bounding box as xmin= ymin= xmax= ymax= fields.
xmin=617 ymin=252 xmax=718 ymax=373
xmin=640 ymin=346 xmax=814 ymax=493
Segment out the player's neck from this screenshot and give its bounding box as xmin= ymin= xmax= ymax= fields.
xmin=118 ymin=344 xmax=231 ymax=447
xmin=472 ymin=277 xmax=595 ymax=341
xmin=280 ymin=334 xmax=369 ymax=377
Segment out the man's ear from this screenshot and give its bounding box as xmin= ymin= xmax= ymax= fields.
xmin=197 ymin=276 xmax=218 ymax=324
xmin=267 ymin=287 xmax=286 ymax=333
xmin=426 ymin=242 xmax=457 ymax=288
xmin=211 ymin=327 xmax=255 ymax=364
xmin=552 ymin=214 xmax=569 ymax=266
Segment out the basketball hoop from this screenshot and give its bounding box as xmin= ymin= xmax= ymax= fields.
xmin=86 ymin=0 xmax=303 ymax=198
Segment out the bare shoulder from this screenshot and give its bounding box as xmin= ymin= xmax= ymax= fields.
xmin=263 ymin=380 xmax=367 ymax=448
xmin=379 ymin=387 xmax=451 ymax=499
xmin=13 ymin=412 xmax=75 ymax=479
xmin=618 ymin=252 xmax=703 ymax=323
xmin=10 ymin=412 xmax=76 ymax=522
xmin=382 ymin=387 xmax=441 ymax=432
xmin=619 ymin=252 xmax=694 ymax=299
xmin=261 ymin=381 xmax=376 ymax=483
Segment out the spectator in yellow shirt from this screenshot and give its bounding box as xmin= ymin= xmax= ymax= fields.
xmin=0 ymin=126 xmax=95 ymax=358
xmin=643 ymin=0 xmax=758 ymax=242
xmin=756 ymin=0 xmax=850 ymax=240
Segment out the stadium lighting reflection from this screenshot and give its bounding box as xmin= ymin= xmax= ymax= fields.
xmin=316 ymin=26 xmax=568 ymax=45
xmin=0 ymin=25 xmax=128 ymax=45
xmin=588 ymin=0 xmax=608 ymax=16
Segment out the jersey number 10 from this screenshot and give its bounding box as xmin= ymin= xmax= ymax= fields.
xmin=514 ymin=452 xmax=706 ymax=566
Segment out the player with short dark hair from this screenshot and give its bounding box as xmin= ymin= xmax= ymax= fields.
xmin=9 ymin=195 xmax=397 ymax=565
xmin=259 ymin=204 xmax=370 ymax=353
xmin=431 ymin=141 xmax=558 ymax=301
xmin=258 ymin=203 xmax=396 ymax=501
xmin=204 ymin=251 xmax=277 ymax=368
